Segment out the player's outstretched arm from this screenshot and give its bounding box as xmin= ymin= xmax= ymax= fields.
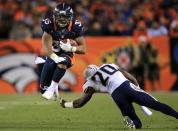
xmin=119 ymin=68 xmax=139 ymax=86
xmin=60 ymin=87 xmax=95 ymax=108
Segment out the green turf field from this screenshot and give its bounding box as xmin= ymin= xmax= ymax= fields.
xmin=0 ymin=92 xmax=178 ymax=131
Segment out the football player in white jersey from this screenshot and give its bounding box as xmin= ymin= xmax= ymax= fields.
xmin=60 ymin=64 xmax=178 ymax=129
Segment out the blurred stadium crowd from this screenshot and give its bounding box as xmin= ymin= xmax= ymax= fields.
xmin=0 ymin=0 xmax=178 ymax=40
xmin=0 ymin=0 xmax=178 ymax=91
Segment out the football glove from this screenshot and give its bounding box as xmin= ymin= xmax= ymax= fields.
xmin=50 ymin=53 xmax=66 ymax=64
xmin=59 ymin=98 xmax=73 ymax=108
xmin=60 ymin=39 xmax=77 ymax=52
xmin=59 ymin=98 xmax=66 ymax=108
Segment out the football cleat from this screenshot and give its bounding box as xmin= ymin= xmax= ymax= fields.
xmin=42 ymin=86 xmax=59 ymax=100
xmin=42 ymin=87 xmax=55 ymax=100
xmin=52 ymin=86 xmax=59 ymax=101
xmin=123 ymin=116 xmax=135 ymax=129
xmin=50 ymin=92 xmax=58 ymax=101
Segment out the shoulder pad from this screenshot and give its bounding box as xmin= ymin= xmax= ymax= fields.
xmin=72 ymin=19 xmax=84 ymax=37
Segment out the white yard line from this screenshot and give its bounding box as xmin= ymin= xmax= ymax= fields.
xmin=0 ymin=101 xmax=54 ymax=106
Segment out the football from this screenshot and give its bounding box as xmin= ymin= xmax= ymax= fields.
xmin=61 ymin=39 xmax=78 ymax=46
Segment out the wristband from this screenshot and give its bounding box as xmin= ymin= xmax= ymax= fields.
xmin=71 ymin=47 xmax=77 ymax=52
xmin=64 ymin=101 xmax=73 ymax=108
xmin=50 ymin=53 xmax=59 ymax=62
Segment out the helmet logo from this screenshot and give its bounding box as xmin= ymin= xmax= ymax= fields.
xmin=59 ymin=11 xmax=66 ymax=14
xmin=54 ymin=8 xmax=59 ymax=11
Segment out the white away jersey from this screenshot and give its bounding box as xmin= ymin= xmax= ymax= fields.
xmin=82 ymin=64 xmax=128 ymax=95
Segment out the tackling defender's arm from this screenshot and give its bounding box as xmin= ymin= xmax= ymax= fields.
xmin=119 ymin=68 xmax=139 ymax=86
xmin=60 ymin=87 xmax=95 ymax=108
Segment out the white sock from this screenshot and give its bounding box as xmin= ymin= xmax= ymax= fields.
xmin=48 ymin=81 xmax=58 ymax=92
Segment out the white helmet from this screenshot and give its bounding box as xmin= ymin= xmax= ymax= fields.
xmin=83 ymin=64 xmax=99 ymax=79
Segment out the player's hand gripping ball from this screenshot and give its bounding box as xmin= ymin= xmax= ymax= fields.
xmin=61 ymin=39 xmax=78 ymax=46
xmin=60 ymin=39 xmax=78 ymax=52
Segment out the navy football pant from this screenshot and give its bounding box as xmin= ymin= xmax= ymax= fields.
xmin=112 ymin=81 xmax=178 ymax=129
xmin=40 ymin=54 xmax=72 ymax=93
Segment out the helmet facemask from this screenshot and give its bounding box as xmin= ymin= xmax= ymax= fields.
xmin=53 ymin=8 xmax=73 ymax=28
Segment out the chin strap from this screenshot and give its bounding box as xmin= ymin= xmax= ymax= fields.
xmin=53 ymin=16 xmax=57 ymax=31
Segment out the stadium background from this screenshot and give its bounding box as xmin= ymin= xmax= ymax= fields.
xmin=0 ymin=0 xmax=178 ymax=94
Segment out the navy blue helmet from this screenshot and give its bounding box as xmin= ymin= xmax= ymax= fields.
xmin=53 ymin=3 xmax=73 ymax=28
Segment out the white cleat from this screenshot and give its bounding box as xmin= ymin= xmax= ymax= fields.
xmin=55 ymin=86 xmax=59 ymax=97
xmin=50 ymin=92 xmax=57 ymax=101
xmin=42 ymin=86 xmax=59 ymax=100
xmin=123 ymin=116 xmax=135 ymax=129
xmin=50 ymin=87 xmax=59 ymax=101
xmin=42 ymin=88 xmax=55 ymax=100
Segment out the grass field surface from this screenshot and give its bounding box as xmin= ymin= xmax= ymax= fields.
xmin=0 ymin=92 xmax=178 ymax=131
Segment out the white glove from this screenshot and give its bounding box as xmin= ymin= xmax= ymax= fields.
xmin=55 ymin=56 xmax=66 ymax=64
xmin=59 ymin=98 xmax=73 ymax=108
xmin=60 ymin=39 xmax=77 ymax=52
xmin=50 ymin=53 xmax=66 ymax=64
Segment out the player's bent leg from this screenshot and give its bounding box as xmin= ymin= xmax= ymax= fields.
xmin=111 ymin=87 xmax=142 ymax=129
xmin=48 ymin=65 xmax=67 ymax=100
xmin=129 ymin=84 xmax=178 ymax=119
xmin=42 ymin=81 xmax=58 ymax=100
xmin=42 ymin=54 xmax=73 ymax=100
xmin=40 ymin=57 xmax=60 ymax=100
xmin=122 ymin=103 xmax=142 ymax=129
xmin=52 ymin=54 xmax=73 ymax=83
xmin=40 ymin=57 xmax=56 ymax=94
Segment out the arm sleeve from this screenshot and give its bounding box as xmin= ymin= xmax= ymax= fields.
xmin=76 ymin=25 xmax=84 ymax=37
xmin=74 ymin=20 xmax=84 ymax=37
xmin=41 ymin=18 xmax=52 ymax=34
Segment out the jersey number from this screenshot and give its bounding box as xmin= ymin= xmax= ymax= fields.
xmin=43 ymin=18 xmax=51 ymax=25
xmin=75 ymin=20 xmax=82 ymax=27
xmin=91 ymin=65 xmax=118 ymax=86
